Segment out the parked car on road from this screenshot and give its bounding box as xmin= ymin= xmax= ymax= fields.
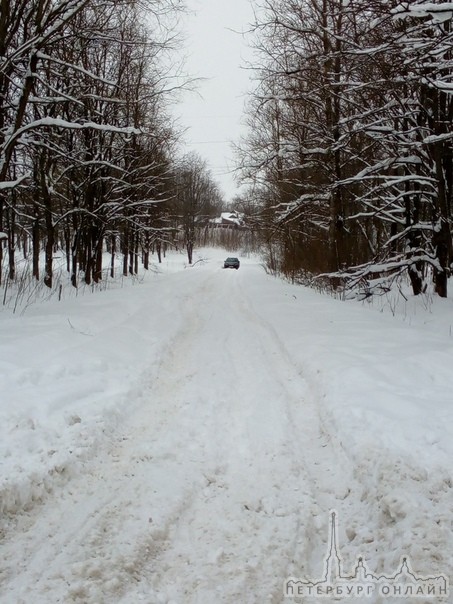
xmin=224 ymin=257 xmax=240 ymax=269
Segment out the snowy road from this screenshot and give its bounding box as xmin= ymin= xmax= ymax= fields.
xmin=1 ymin=250 xmax=452 ymax=603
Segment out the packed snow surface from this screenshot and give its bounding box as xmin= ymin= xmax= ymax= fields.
xmin=0 ymin=248 xmax=452 ymax=603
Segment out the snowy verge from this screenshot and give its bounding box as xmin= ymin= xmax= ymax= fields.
xmin=0 ymin=247 xmax=452 ymax=602
xmin=0 ymin=250 xmax=210 ymax=519
xmin=245 ymin=270 xmax=453 ymax=591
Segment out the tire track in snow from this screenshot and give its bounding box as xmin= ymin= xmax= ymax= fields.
xmin=0 ymin=270 xmax=218 ymax=603
xmin=120 ymin=269 xmax=358 ymax=603
xmin=0 ymin=265 xmax=359 ymax=603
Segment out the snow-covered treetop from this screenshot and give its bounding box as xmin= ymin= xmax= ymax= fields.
xmin=392 ymin=2 xmax=453 ymax=23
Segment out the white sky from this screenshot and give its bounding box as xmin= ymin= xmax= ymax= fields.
xmin=175 ymin=0 xmax=255 ymax=203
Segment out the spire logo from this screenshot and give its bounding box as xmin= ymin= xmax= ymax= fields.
xmin=284 ymin=511 xmax=449 ymax=599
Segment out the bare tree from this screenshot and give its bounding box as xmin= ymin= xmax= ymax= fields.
xmin=241 ymin=0 xmax=453 ymax=297
xmin=0 ymin=0 xmax=186 ymax=291
xmin=172 ymin=152 xmax=224 ymax=263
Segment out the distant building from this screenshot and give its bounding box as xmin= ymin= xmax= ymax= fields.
xmin=211 ymin=211 xmax=245 ymax=229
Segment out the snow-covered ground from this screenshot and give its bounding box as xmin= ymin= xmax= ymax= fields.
xmin=0 ymin=248 xmax=452 ymax=603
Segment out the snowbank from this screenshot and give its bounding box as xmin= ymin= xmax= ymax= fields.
xmin=0 ymin=247 xmax=451 ymax=602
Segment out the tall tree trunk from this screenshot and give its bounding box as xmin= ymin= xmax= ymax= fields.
xmin=134 ymin=230 xmax=139 ymax=274
xmin=85 ymin=233 xmax=92 ymax=285
xmin=64 ymin=226 xmax=71 ymax=273
xmin=129 ymin=244 xmax=134 ymax=275
xmin=122 ymin=227 xmax=129 ymax=277
xmin=187 ymin=240 xmax=193 ymax=265
xmin=32 ymin=215 xmax=40 ymax=281
xmin=71 ymin=229 xmax=80 ymax=288
xmin=156 ymin=240 xmax=162 ymax=264
xmin=110 ymin=234 xmax=115 ymax=278
xmin=23 ymin=232 xmax=28 ymax=259
xmin=143 ymin=231 xmax=149 ymax=270
xmin=432 ymin=143 xmax=452 ymax=298
xmin=7 ymin=203 xmax=15 ymax=280
xmin=433 ymin=218 xmax=450 ymax=298
xmin=93 ymin=229 xmax=103 ymax=283
xmin=41 ymin=167 xmax=54 ymax=289
xmin=405 ymin=171 xmax=423 ymax=296
xmin=44 ymin=218 xmax=54 ymax=289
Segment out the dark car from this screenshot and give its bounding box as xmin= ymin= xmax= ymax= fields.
xmin=224 ymin=257 xmax=240 ymax=269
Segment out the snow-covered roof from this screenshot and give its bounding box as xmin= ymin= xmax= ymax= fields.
xmin=220 ymin=211 xmax=244 ymax=225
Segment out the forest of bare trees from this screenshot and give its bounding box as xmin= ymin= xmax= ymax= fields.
xmin=239 ymin=0 xmax=453 ymax=297
xmin=0 ymin=0 xmax=225 ymax=300
xmin=2 ymin=0 xmax=452 ymax=304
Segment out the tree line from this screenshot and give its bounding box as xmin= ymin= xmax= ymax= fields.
xmin=0 ymin=0 xmax=223 ymax=292
xmin=238 ymin=0 xmax=453 ymax=297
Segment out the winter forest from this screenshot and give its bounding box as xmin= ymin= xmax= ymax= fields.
xmin=0 ymin=0 xmax=224 ymax=296
xmin=239 ymin=0 xmax=453 ymax=298
xmin=1 ymin=0 xmax=453 ymax=300
xmin=1 ymin=1 xmax=453 ymax=600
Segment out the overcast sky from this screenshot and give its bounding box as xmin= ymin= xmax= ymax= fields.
xmin=175 ymin=0 xmax=255 ymax=203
